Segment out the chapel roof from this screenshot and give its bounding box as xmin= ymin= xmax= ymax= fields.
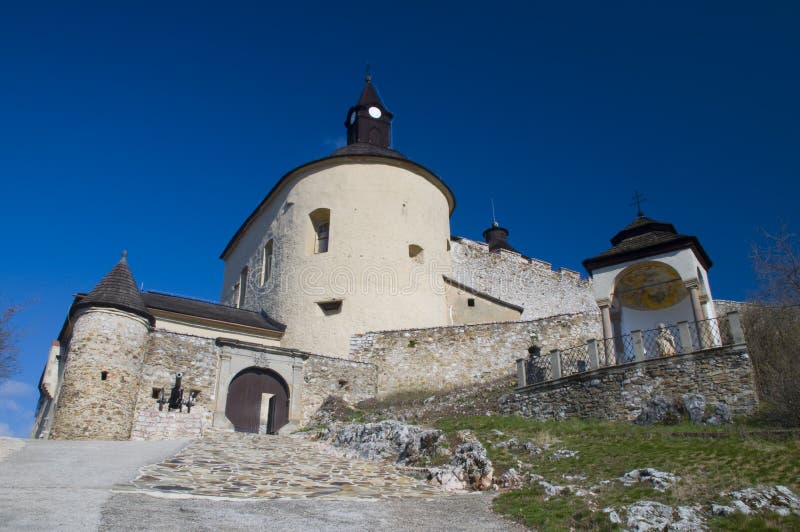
xmin=582 ymin=215 xmax=712 ymax=273
xmin=71 ymin=252 xmax=153 ymax=324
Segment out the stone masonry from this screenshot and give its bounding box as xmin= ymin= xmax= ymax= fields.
xmin=450 ymin=238 xmax=599 ymax=320
xmin=501 ymin=347 xmax=758 ymax=421
xmin=350 ymin=312 xmax=602 ymax=397
xmin=301 ymin=355 xmax=378 ymax=423
xmin=130 ymin=330 xmax=220 ymax=438
xmin=49 ymin=308 xmax=150 ymax=440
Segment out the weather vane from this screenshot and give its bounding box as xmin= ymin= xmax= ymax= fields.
xmin=630 ymin=190 xmax=646 ymax=217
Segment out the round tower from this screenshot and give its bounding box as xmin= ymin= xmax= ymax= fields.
xmin=49 ymin=253 xmax=153 ymax=440
xmin=220 ymin=77 xmax=455 ymax=357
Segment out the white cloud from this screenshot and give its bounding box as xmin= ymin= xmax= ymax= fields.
xmin=0 ymin=423 xmax=13 ymax=437
xmin=0 ymin=398 xmax=23 ymax=413
xmin=0 ymin=380 xmax=36 ymax=399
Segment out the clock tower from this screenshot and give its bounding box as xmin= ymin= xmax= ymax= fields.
xmin=345 ymin=75 xmax=393 ymax=149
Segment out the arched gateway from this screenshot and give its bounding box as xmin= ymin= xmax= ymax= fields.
xmin=225 ymin=367 xmax=289 ymax=434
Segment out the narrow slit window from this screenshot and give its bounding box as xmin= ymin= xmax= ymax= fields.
xmin=261 ymin=240 xmax=274 ymax=287
xmin=237 ymin=266 xmax=248 ymax=308
xmin=100 ymin=371 xmax=109 ymax=381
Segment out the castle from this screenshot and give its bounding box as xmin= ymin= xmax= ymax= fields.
xmin=31 ymin=77 xmax=728 ymax=440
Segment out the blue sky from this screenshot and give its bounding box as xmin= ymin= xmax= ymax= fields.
xmin=1 ymin=1 xmax=798 ymax=437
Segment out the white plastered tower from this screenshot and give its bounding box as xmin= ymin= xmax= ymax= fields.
xmin=220 ymin=77 xmax=455 ymax=357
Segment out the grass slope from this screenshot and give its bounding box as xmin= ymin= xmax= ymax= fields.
xmin=435 ymin=416 xmax=800 ymax=530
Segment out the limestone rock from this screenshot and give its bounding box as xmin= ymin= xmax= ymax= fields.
xmin=318 ymin=420 xmax=444 ymax=465
xmin=724 ymin=485 xmax=800 ymax=516
xmin=498 ymin=468 xmax=523 ymax=489
xmin=426 ymin=467 xmax=466 ymax=492
xmin=450 ymin=432 xmax=494 ymax=491
xmin=636 ymin=394 xmax=731 ymax=426
xmin=620 ymin=501 xmax=707 ymax=531
xmin=620 ymin=468 xmax=680 ymax=492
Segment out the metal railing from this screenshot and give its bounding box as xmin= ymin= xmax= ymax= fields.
xmin=517 ymin=311 xmax=745 ymax=388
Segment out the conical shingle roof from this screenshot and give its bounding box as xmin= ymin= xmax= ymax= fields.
xmin=71 ymin=252 xmax=153 ymax=323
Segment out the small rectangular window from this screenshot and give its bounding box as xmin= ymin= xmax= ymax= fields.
xmin=317 ymin=300 xmax=342 ymax=315
xmin=467 ymin=298 xmax=476 ymax=307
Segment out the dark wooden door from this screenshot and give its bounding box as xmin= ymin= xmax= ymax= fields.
xmin=225 ymin=368 xmax=289 ymax=434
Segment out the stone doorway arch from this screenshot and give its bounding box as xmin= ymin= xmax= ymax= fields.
xmin=225 ymin=367 xmax=289 ymax=434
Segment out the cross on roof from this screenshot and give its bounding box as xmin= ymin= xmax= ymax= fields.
xmin=630 ymin=190 xmax=646 ymax=217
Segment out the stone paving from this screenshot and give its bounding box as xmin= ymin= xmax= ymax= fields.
xmin=121 ymin=431 xmax=446 ymax=500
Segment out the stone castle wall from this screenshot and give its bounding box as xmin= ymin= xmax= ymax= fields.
xmin=50 ymin=308 xmax=149 ymax=440
xmin=449 ymin=238 xmax=598 ymax=321
xmin=300 ymin=355 xmax=378 ymax=423
xmin=130 ymin=330 xmax=221 ymax=439
xmin=501 ymin=347 xmax=758 ymax=421
xmin=350 ymin=312 xmax=601 ymax=397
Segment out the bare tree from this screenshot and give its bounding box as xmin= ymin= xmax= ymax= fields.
xmin=745 ymin=225 xmax=800 ymax=426
xmin=751 ymin=225 xmax=800 ymax=304
xmin=0 ymin=305 xmax=21 ymax=384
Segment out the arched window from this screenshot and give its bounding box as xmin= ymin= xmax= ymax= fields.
xmin=309 ymin=208 xmax=331 ymax=254
xmin=261 ymin=240 xmax=274 ymax=287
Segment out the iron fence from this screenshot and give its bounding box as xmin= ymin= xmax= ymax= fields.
xmin=522 ymin=314 xmax=741 ymax=387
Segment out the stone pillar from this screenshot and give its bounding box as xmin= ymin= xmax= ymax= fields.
xmin=598 ymin=298 xmax=613 ymax=343
xmin=587 ymin=340 xmax=599 ymax=369
xmin=290 ymin=360 xmax=304 ymax=420
xmin=550 ymin=349 xmax=562 ymax=380
xmin=677 ymin=321 xmax=693 ymax=353
xmin=632 ymin=330 xmax=645 ymax=362
xmin=727 ymin=311 xmax=746 ymax=345
xmin=213 ymin=354 xmax=234 ymax=429
xmin=684 ymin=279 xmax=705 ymax=323
xmin=516 ymin=358 xmax=528 ymax=388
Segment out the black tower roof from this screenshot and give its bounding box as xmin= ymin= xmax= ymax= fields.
xmin=337 ymin=75 xmax=400 ymax=157
xmin=482 ymin=222 xmax=519 ymax=253
xmin=71 ymin=252 xmax=154 ymax=324
xmin=583 ymin=215 xmax=712 ymax=273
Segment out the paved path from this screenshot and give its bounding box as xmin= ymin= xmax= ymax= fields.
xmin=0 ymin=437 xmax=187 ymax=531
xmin=123 ymin=431 xmax=444 ymax=499
xmin=0 ymin=433 xmax=524 ymax=531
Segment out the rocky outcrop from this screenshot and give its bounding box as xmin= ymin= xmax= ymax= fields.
xmin=720 ymin=485 xmax=800 ymax=516
xmin=636 ymin=393 xmax=732 ymax=426
xmin=620 ymin=468 xmax=680 ymax=492
xmin=316 ymin=422 xmax=494 ymax=492
xmin=317 ymin=420 xmax=444 ymax=464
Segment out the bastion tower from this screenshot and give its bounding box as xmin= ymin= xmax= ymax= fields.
xmin=48 ymin=253 xmax=152 ymax=440
xmin=219 ymin=77 xmax=455 ymax=357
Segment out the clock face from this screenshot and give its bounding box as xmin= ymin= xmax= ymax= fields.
xmin=368 ymin=106 xmax=382 ymax=119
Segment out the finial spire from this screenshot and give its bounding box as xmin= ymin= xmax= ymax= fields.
xmin=491 ymin=199 xmax=498 ymax=227
xmin=630 ymin=190 xmax=646 ymax=217
xmin=121 ymin=250 xmax=128 ymax=261
xmin=365 ymin=62 xmax=372 ymax=82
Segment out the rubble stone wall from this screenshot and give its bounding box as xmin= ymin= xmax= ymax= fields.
xmin=50 ymin=308 xmax=149 ymax=440
xmin=449 ymin=238 xmax=599 ymax=320
xmin=501 ymin=347 xmax=758 ymax=422
xmin=301 ymin=355 xmax=378 ymax=423
xmin=130 ymin=410 xmax=204 ymax=440
xmin=350 ymin=312 xmax=602 ymax=397
xmin=131 ymin=330 xmax=220 ymax=438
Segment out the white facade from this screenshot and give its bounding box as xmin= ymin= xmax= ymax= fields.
xmin=221 ymin=157 xmax=455 ymax=357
